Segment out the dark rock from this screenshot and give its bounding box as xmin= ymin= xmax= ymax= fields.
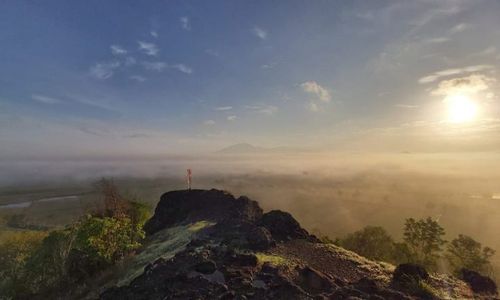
xmin=259 ymin=210 xmax=313 ymax=242
xmin=296 ymin=266 xmax=335 ymax=294
xmin=246 ymin=226 xmax=276 ymax=250
xmin=461 ymin=268 xmax=498 ymax=295
xmin=144 ymin=189 xmax=263 ymax=235
xmin=226 ymin=253 xmax=258 ymax=267
xmin=219 ymin=290 xmax=236 ymax=299
xmin=261 ymin=262 xmax=279 ymax=274
xmin=195 ymin=260 xmax=217 ymax=274
xmin=392 ymin=263 xmax=429 ymax=284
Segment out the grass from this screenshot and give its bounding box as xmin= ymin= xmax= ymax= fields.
xmin=113 ymin=220 xmax=215 ymax=287
xmin=255 ymin=253 xmax=289 ymax=266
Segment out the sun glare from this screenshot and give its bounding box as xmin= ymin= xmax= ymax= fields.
xmin=446 ymin=94 xmax=478 ymax=124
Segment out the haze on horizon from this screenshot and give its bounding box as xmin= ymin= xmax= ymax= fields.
xmin=1 ymin=0 xmax=500 ymax=160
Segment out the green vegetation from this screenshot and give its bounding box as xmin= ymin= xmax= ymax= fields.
xmin=337 ymin=226 xmax=396 ymax=262
xmin=0 ymin=178 xmax=152 ymax=298
xmin=397 ymin=275 xmax=440 ymax=299
xmin=255 ymin=253 xmax=289 ymax=266
xmin=0 ymin=231 xmax=47 ymax=298
xmin=446 ymin=234 xmax=495 ymax=276
xmin=335 ymin=217 xmax=495 ymax=275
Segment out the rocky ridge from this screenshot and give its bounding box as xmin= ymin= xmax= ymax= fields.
xmin=101 ymin=189 xmax=497 ymax=299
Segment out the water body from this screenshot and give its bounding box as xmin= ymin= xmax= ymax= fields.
xmin=0 ymin=195 xmax=79 ymax=210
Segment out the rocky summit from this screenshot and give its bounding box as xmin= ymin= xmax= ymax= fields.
xmin=101 ymin=189 xmax=497 ymax=300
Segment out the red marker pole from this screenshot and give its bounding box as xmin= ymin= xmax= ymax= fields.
xmin=187 ymin=168 xmax=192 ymax=190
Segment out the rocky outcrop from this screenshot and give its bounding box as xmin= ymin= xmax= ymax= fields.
xmin=144 ymin=189 xmax=263 ymax=235
xmin=260 ymin=210 xmax=319 ymax=242
xmin=461 ymin=268 xmax=498 ymax=295
xmin=100 ymin=189 xmax=480 ymax=300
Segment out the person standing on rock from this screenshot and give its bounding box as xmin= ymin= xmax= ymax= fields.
xmin=187 ymin=168 xmax=192 ymax=190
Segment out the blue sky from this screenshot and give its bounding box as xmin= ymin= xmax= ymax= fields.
xmin=1 ymin=0 xmax=500 ymax=158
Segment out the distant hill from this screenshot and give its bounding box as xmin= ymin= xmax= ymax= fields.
xmin=217 ymin=143 xmax=306 ymax=154
xmin=216 ymin=143 xmax=264 ymax=154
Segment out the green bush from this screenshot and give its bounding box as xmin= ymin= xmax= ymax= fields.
xmin=338 ymin=226 xmax=396 ymax=262
xmin=446 ymin=234 xmax=495 ymax=275
xmin=403 ymin=217 xmax=446 ymax=270
xmin=23 ymin=228 xmax=76 ymax=293
xmin=75 ymin=215 xmax=143 ymax=264
xmin=0 ymin=231 xmax=47 ymax=298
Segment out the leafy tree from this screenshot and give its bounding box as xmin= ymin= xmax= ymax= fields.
xmin=23 ymin=228 xmax=76 ymax=293
xmin=446 ymin=234 xmax=495 ymax=275
xmin=75 ymin=216 xmax=143 ymax=264
xmin=0 ymin=231 xmax=47 ymax=298
xmin=339 ymin=226 xmax=396 ymax=262
xmin=403 ymin=217 xmax=446 ymax=269
xmin=392 ymin=242 xmax=413 ymax=264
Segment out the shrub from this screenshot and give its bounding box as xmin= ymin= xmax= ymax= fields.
xmin=446 ymin=234 xmax=495 ymax=275
xmin=74 ymin=216 xmax=143 ymax=264
xmin=0 ymin=231 xmax=47 ymax=298
xmin=23 ymin=228 xmax=76 ymax=293
xmin=403 ymin=217 xmax=446 ymax=270
xmin=338 ymin=226 xmax=396 ymax=262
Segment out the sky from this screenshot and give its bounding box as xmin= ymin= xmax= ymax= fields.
xmin=1 ymin=0 xmax=500 ymax=158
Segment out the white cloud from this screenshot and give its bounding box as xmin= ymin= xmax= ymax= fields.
xmin=204 ymin=120 xmax=215 ymax=126
xmin=396 ymin=104 xmax=419 ymax=109
xmin=130 ymin=75 xmax=146 ymax=82
xmin=308 ymin=102 xmax=319 ymax=112
xmin=142 ymin=61 xmax=168 ymax=71
xmin=245 ymin=104 xmax=277 ymax=115
xmin=418 ymin=65 xmax=494 ymax=84
xmin=215 ymin=106 xmax=232 ymax=111
xmin=450 ymin=23 xmax=469 ymax=34
xmin=110 ymin=45 xmax=127 ymax=55
xmin=261 ymin=62 xmax=277 ymax=69
xmin=124 ymin=57 xmax=136 ymax=66
xmin=227 ymin=115 xmax=237 ymax=121
xmin=138 ymin=41 xmax=159 ymax=56
xmin=89 ymin=61 xmax=120 ymax=79
xmin=252 ymin=26 xmax=267 ymax=40
xmin=180 ymin=17 xmax=191 ymax=31
xmin=424 ymin=37 xmax=450 ymax=44
xmin=205 ymin=49 xmax=220 ymax=57
xmin=431 ymin=74 xmax=495 ymax=97
xmin=32 ymin=94 xmax=61 ymax=104
xmin=150 ymin=31 xmax=158 ymax=38
xmin=172 ymin=64 xmax=193 ymax=74
xmin=300 ymin=81 xmax=331 ymax=102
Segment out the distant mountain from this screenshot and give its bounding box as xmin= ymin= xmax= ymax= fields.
xmin=216 ymin=143 xmax=307 ymax=154
xmin=216 ymin=143 xmax=264 ymax=154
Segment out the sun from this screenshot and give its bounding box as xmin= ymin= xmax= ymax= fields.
xmin=446 ymin=94 xmax=478 ymax=123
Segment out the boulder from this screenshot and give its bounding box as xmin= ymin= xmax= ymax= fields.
xmin=392 ymin=263 xmax=429 ymax=284
xmin=296 ymin=266 xmax=335 ymax=294
xmin=194 ymin=260 xmax=217 ymax=274
xmin=461 ymin=268 xmax=498 ymax=295
xmin=246 ymin=226 xmax=275 ymax=250
xmin=144 ymin=189 xmax=263 ymax=235
xmin=259 ymin=210 xmax=313 ymax=242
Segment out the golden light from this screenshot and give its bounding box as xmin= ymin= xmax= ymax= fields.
xmin=446 ymin=94 xmax=478 ymax=123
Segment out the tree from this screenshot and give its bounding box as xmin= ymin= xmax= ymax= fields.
xmin=75 ymin=216 xmax=143 ymax=264
xmin=403 ymin=217 xmax=446 ymax=269
xmin=95 ymin=178 xmax=129 ymax=218
xmin=339 ymin=226 xmax=396 ymax=262
xmin=24 ymin=228 xmax=76 ymax=293
xmin=0 ymin=231 xmax=47 ymax=298
xmin=446 ymin=234 xmax=495 ymax=275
